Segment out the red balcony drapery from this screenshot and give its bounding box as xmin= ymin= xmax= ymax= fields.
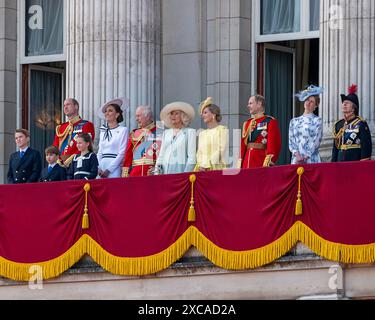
xmin=0 ymin=161 xmax=375 ymax=281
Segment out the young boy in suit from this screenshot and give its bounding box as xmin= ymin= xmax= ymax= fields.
xmin=7 ymin=129 xmax=42 ymax=184
xmin=40 ymin=146 xmax=67 ymax=182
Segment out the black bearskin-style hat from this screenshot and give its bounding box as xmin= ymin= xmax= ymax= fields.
xmin=341 ymin=84 xmax=359 ymax=116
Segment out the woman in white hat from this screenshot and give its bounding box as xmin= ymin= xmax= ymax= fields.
xmin=155 ymin=102 xmax=196 ymax=175
xmin=195 ymin=97 xmax=229 ymax=171
xmin=97 ymin=98 xmax=129 ymax=178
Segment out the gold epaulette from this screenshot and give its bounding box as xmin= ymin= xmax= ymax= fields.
xmin=352 ymin=118 xmax=361 ymax=127
xmin=353 ymin=116 xmax=369 ymax=126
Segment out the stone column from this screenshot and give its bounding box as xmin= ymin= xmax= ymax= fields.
xmin=66 ymin=0 xmax=161 ymax=133
xmin=206 ymin=0 xmax=252 ymax=129
xmin=320 ymin=0 xmax=375 ymax=160
xmin=0 ymin=0 xmax=17 ymax=183
xmin=162 ymin=0 xmax=206 ymax=129
xmin=206 ymin=0 xmax=252 ymax=166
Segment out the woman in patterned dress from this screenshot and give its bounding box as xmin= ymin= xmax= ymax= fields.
xmin=289 ymin=85 xmax=324 ymax=165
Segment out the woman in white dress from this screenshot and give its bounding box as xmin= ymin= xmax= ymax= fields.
xmin=155 ymin=102 xmax=196 ymax=175
xmin=97 ymin=98 xmax=129 ymax=178
xmin=289 ymin=85 xmax=323 ymax=164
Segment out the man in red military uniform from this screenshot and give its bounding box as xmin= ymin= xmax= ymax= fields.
xmin=53 ymin=98 xmax=95 ymax=167
xmin=121 ymin=105 xmax=160 ymax=177
xmin=238 ymin=95 xmax=281 ymax=168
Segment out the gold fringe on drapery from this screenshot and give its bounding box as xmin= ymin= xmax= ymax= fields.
xmin=0 ymin=235 xmax=88 ymax=282
xmin=296 ymin=222 xmax=375 ymax=264
xmin=190 ymin=226 xmax=299 ymax=270
xmin=86 ymin=230 xmax=193 ymax=276
xmin=2 ymin=223 xmax=375 ymax=281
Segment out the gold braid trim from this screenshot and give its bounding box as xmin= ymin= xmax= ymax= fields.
xmin=55 ymin=116 xmax=82 ymax=151
xmin=131 ymin=122 xmax=156 ymax=153
xmin=263 ymin=154 xmax=274 ymax=167
xmin=242 ymin=119 xmax=257 ymax=140
xmin=333 ymin=120 xmax=345 ymax=149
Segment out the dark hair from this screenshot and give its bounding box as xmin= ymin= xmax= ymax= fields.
xmin=76 ymin=133 xmax=94 ymax=153
xmin=252 ymin=95 xmax=266 ymax=108
xmin=106 ymin=104 xmax=124 ymax=123
xmin=15 ymin=129 xmax=30 ymax=138
xmin=205 ymin=104 xmax=223 ymax=123
xmin=45 ymin=145 xmax=59 ymax=155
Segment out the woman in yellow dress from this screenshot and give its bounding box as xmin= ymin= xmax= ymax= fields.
xmin=195 ymin=97 xmax=229 ymax=171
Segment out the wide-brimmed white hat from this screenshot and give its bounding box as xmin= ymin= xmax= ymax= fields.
xmin=160 ymin=102 xmax=195 ymax=128
xmin=98 ymin=97 xmax=129 ymax=119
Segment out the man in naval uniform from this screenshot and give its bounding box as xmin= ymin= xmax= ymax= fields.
xmin=332 ymin=85 xmax=372 ymax=162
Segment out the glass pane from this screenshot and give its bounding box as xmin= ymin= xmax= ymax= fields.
xmin=29 ymin=69 xmax=62 ymax=160
xmin=25 ymin=0 xmax=64 ymax=56
xmin=261 ymin=0 xmax=301 ymax=35
xmin=310 ymin=0 xmax=320 ymax=31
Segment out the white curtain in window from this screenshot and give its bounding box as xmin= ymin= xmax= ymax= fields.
xmin=261 ymin=0 xmax=301 ymax=35
xmin=310 ymin=0 xmax=320 ymax=31
xmin=26 ymin=0 xmax=63 ymax=56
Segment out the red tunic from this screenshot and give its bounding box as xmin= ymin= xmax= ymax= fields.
xmin=240 ymin=115 xmax=281 ymax=168
xmin=53 ymin=116 xmax=95 ymax=166
xmin=122 ymin=123 xmax=160 ymax=177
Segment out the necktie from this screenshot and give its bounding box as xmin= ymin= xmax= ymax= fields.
xmin=19 ymin=151 xmax=25 ymax=158
xmin=48 ymin=166 xmax=53 ymax=173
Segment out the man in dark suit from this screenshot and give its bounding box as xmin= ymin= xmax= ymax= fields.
xmin=40 ymin=145 xmax=67 ymax=182
xmin=7 ymin=129 xmax=42 ymax=184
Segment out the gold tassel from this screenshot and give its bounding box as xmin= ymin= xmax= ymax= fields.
xmin=295 ymin=167 xmax=305 ymax=216
xmin=295 ymin=198 xmax=302 ymax=216
xmin=188 ymin=174 xmax=197 ymax=222
xmin=82 ymin=183 xmax=91 ymax=229
xmin=82 ymin=212 xmax=89 ymax=229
